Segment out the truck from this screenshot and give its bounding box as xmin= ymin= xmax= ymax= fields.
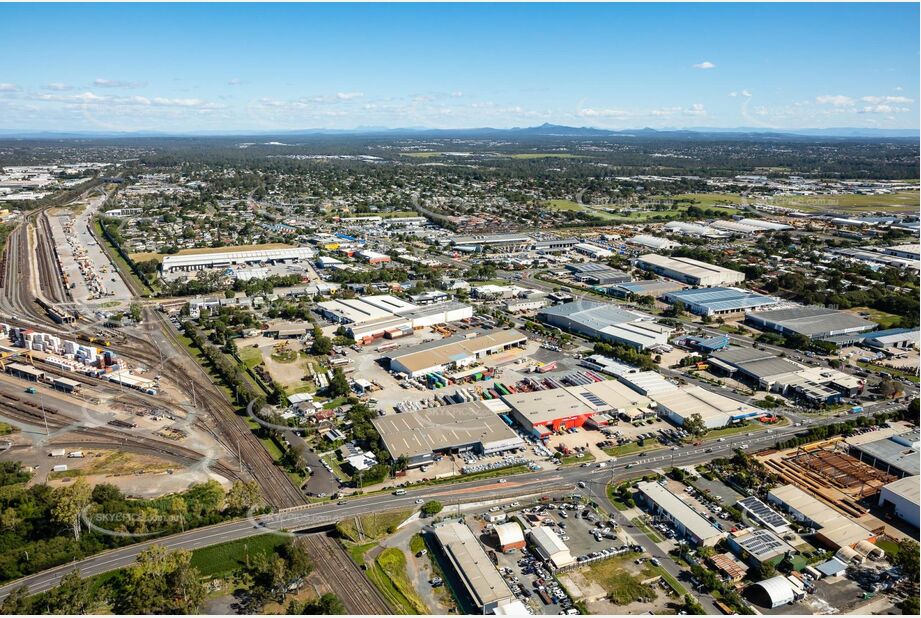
xmin=52 ymin=464 xmax=68 ymax=473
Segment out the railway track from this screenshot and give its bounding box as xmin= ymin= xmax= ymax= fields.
xmin=0 ymin=181 xmax=304 ymax=509
xmin=300 ymin=533 xmax=392 ymax=615
xmin=0 ymin=391 xmax=244 ymax=483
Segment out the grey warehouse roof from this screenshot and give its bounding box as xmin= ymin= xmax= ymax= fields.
xmin=747 ymin=306 xmax=876 ymax=338
xmin=539 ymin=301 xmax=647 ymax=331
xmin=372 ymin=401 xmax=522 ymax=459
xmin=664 ymin=287 xmax=777 ymax=313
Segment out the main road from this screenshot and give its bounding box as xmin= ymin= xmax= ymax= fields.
xmin=0 ymin=399 xmax=900 ymax=601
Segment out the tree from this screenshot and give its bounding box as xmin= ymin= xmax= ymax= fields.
xmin=420 ymin=500 xmax=443 ymax=517
xmin=327 ymin=367 xmax=351 ymax=398
xmin=291 ymin=593 xmax=346 ymax=615
xmin=892 ymin=538 xmax=919 ymax=582
xmin=225 ymin=480 xmax=263 ymax=514
xmin=878 ymin=379 xmax=902 ymax=398
xmin=113 ymin=546 xmax=205 ymax=614
xmin=52 ymin=478 xmax=92 ymax=540
xmin=129 ymin=303 xmax=143 ymax=323
xmin=37 ymin=570 xmax=94 ymax=614
xmin=310 ymin=326 xmax=333 ymax=356
xmin=682 ymin=413 xmax=707 ymax=437
xmin=0 ymin=586 xmax=31 ymax=614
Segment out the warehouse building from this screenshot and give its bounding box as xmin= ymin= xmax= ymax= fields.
xmin=606 ymin=279 xmax=686 ymax=299
xmin=626 ymin=234 xmax=680 ymax=251
xmin=747 ymin=576 xmax=804 ymax=609
xmin=538 ymin=301 xmax=672 ymax=350
xmin=767 ymin=484 xmax=875 ymax=550
xmin=860 ymin=328 xmax=919 ymax=350
xmin=636 ymin=481 xmax=726 ymax=547
xmin=372 ymin=401 xmax=524 ymax=468
xmin=663 ymin=287 xmax=779 ymax=316
xmin=709 ymin=219 xmax=766 ymax=235
xmin=387 ymin=329 xmax=527 ymax=378
xmin=564 ymin=262 xmax=631 ymax=285
xmin=161 ymin=246 xmax=314 ymax=273
xmin=528 ymin=526 xmax=575 ymax=569
xmin=634 ymin=254 xmax=745 ymax=287
xmin=433 ymin=522 xmax=515 ymax=613
xmin=615 ymin=371 xmax=679 ymax=397
xmin=737 ymin=218 xmax=792 ymax=232
xmin=318 ymin=295 xmax=473 ymax=340
xmin=848 ymin=431 xmax=920 ymax=478
xmin=877 ymin=476 xmax=920 ymax=528
xmin=653 ymin=386 xmax=762 ymax=430
xmin=884 ymin=243 xmax=920 ymax=261
xmin=727 ymin=528 xmax=796 ymax=566
xmin=503 ymin=379 xmax=654 ymax=436
xmin=494 ymin=522 xmax=526 ymax=552
xmin=736 ymin=496 xmax=790 ymax=534
xmin=451 ymin=233 xmax=533 ymax=252
xmin=573 ymin=243 xmax=614 ymax=259
xmin=745 ymin=306 xmax=877 ymax=340
xmin=663 ymin=221 xmax=730 ymax=238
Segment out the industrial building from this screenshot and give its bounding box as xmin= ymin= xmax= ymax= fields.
xmin=494 ymin=522 xmax=526 ymax=552
xmin=387 ymin=329 xmax=527 ymax=378
xmin=573 ymin=243 xmax=614 ymax=259
xmin=653 ymin=386 xmax=762 ymax=429
xmin=877 ymin=476 xmax=920 ymax=528
xmin=528 ymin=526 xmax=575 ymax=569
xmin=663 ymin=287 xmax=779 ymax=316
xmin=502 ymin=379 xmax=654 ymax=436
xmin=432 ymin=522 xmax=515 ymax=613
xmin=636 ymin=481 xmax=726 ymax=547
xmin=859 ymin=328 xmax=920 ymax=350
xmin=736 ymin=496 xmax=790 ymax=533
xmin=564 ymin=262 xmax=631 ymax=285
xmin=451 ymin=233 xmax=533 ymax=252
xmin=747 ymin=576 xmax=804 ymax=609
xmin=626 ymin=234 xmax=680 ymax=251
xmin=371 ymin=401 xmax=524 ymax=468
xmin=606 ymin=279 xmax=686 ymax=299
xmin=317 ymin=295 xmax=473 ymax=341
xmin=745 ymin=306 xmax=877 ymax=340
xmin=848 ymin=430 xmax=920 ymax=478
xmin=538 ymin=301 xmax=672 ymax=350
xmin=615 ymin=371 xmax=679 ymax=397
xmin=736 ymin=218 xmax=792 ymax=232
xmin=708 ymin=347 xmax=863 ymax=405
xmin=727 ymin=528 xmax=796 ymax=566
xmin=663 ymin=221 xmax=730 ymax=238
xmin=883 ymin=243 xmax=920 ymax=261
xmin=634 ymin=254 xmax=745 ymax=287
xmin=161 ymin=246 xmax=315 ymax=273
xmin=766 ymin=484 xmax=875 ymax=550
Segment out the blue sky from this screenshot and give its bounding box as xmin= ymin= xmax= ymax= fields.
xmin=0 ymin=3 xmax=918 ymax=132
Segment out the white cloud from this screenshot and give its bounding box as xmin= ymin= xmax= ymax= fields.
xmin=895 ymin=86 xmax=903 ymax=92
xmin=861 ymin=95 xmax=913 ymax=104
xmin=45 ymin=83 xmax=71 ymax=91
xmin=336 ymin=92 xmax=363 ymax=100
xmin=740 ymin=89 xmax=752 ymax=97
xmin=227 ymin=78 xmax=242 ymax=86
xmin=577 ymin=107 xmax=630 ymax=118
xmin=0 ymin=83 xmax=18 ymax=92
xmin=450 ymin=91 xmax=464 ymax=98
xmin=815 ymin=94 xmax=854 ymax=107
xmin=94 ymin=78 xmax=146 ymax=89
xmin=692 ymin=61 xmax=716 ymax=70
xmin=686 ymin=103 xmax=707 ymax=116
xmin=859 ymin=104 xmax=911 ymax=114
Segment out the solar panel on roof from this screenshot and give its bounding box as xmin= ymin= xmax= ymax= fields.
xmin=579 ymin=391 xmax=607 ymax=407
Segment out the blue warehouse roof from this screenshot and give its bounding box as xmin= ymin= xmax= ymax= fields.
xmin=664 ymin=287 xmax=777 ymax=313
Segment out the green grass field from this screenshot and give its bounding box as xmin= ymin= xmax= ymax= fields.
xmin=237 ymin=345 xmax=263 ymax=368
xmin=399 ymin=152 xmax=442 ymax=158
xmin=375 ymin=548 xmax=429 ymax=614
xmin=544 ymin=199 xmax=586 ymax=211
xmin=770 ymin=191 xmax=919 ymax=213
xmin=190 ymin=534 xmax=290 ymax=578
xmin=657 ymin=192 xmax=747 ymax=206
xmin=603 ymin=442 xmax=662 ymax=458
xmin=545 ymin=198 xmax=740 ymax=223
xmin=847 ymin=307 xmax=903 ymax=329
xmin=336 ymin=510 xmax=413 ymax=543
xmin=581 ymin=553 xmax=658 ymax=605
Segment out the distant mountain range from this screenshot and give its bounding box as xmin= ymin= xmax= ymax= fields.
xmin=0 ymin=123 xmax=917 ymax=139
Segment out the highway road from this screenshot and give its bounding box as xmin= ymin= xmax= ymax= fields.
xmin=0 ymin=400 xmax=902 ymax=601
